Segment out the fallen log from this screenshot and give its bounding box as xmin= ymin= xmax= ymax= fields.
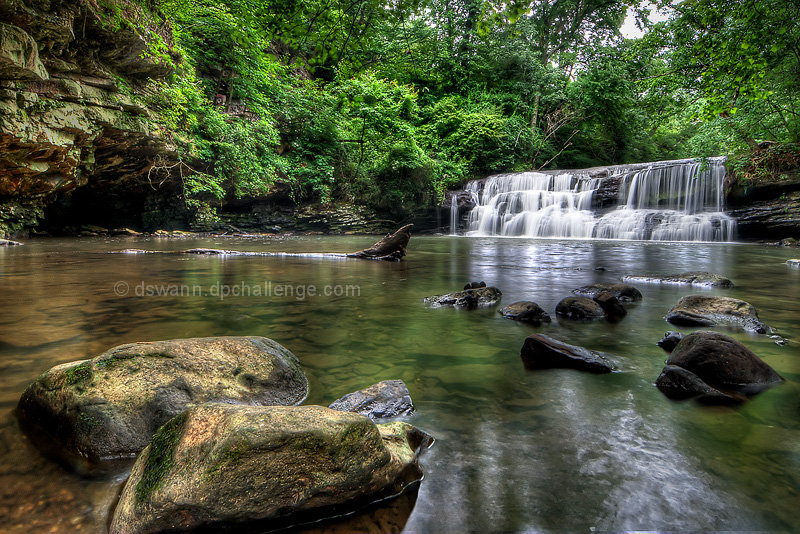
xmin=346 ymin=224 xmax=413 ymax=261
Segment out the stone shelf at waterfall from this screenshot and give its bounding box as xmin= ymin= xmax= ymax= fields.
xmin=454 ymin=158 xmax=737 ymax=242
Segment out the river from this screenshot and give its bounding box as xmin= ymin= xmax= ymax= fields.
xmin=1 ymin=235 xmax=799 ymax=532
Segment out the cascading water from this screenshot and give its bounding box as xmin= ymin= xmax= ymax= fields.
xmin=450 ymin=193 xmax=458 ymax=235
xmin=463 ymin=158 xmax=736 ymax=241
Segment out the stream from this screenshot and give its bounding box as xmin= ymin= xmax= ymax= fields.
xmin=1 ymin=235 xmax=799 ymax=532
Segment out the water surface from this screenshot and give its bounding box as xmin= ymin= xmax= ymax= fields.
xmin=1 ymin=235 xmax=799 ymax=532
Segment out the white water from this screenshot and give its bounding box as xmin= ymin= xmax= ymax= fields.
xmin=450 ymin=193 xmax=458 ymax=235
xmin=463 ymin=158 xmax=736 ymax=241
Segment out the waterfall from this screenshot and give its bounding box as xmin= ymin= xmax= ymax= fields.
xmin=450 ymin=193 xmax=458 ymax=235
xmin=465 ymin=158 xmax=736 ymax=242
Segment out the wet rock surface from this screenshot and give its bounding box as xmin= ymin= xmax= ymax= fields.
xmin=424 ymin=286 xmax=502 ymax=309
xmin=623 ymin=272 xmax=734 ymax=288
xmin=592 ymin=292 xmax=627 ymax=319
xmin=665 ymin=295 xmax=770 ymax=334
xmin=0 ymin=238 xmax=22 ymax=246
xmin=655 ymin=331 xmax=783 ymax=403
xmin=788 ymin=259 xmax=800 ymax=267
xmin=109 ymin=405 xmax=432 ymax=534
xmin=572 ymin=283 xmax=642 ymax=302
xmin=499 ymin=301 xmax=552 ymax=325
xmin=657 ymin=331 xmax=684 ymax=352
xmin=521 ymin=334 xmax=616 ymax=373
xmin=16 ymin=337 xmax=308 ymax=473
xmin=329 ymin=380 xmax=414 ymax=420
xmin=555 ymin=297 xmax=606 ymax=320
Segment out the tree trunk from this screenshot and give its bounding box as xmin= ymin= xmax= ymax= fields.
xmin=346 ymin=224 xmax=413 ymax=261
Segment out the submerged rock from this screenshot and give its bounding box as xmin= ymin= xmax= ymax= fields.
xmin=665 ymin=295 xmax=770 ymax=334
xmin=109 ymin=405 xmax=432 ymax=534
xmin=423 ymin=286 xmax=502 ymax=309
xmin=655 ymin=365 xmax=746 ymax=405
xmin=499 ymin=301 xmax=552 ymax=325
xmin=592 ymin=292 xmax=627 ymax=320
xmin=655 ymin=331 xmax=783 ymax=403
xmin=572 ymin=283 xmax=642 ymax=302
xmin=329 ymin=380 xmax=414 ymax=420
xmin=623 ymin=272 xmax=734 ymax=288
xmin=656 ymin=331 xmax=684 ymax=352
xmin=16 ymin=337 xmax=308 ymax=473
xmin=555 ymin=297 xmax=606 ymax=320
xmin=521 ymin=334 xmax=616 ymax=373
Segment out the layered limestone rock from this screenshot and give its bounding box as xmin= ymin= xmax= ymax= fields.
xmin=0 ymin=0 xmax=177 ymax=236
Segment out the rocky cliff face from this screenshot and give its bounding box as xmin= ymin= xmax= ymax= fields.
xmin=726 ymin=170 xmax=800 ymax=241
xmin=0 ymin=0 xmax=177 ymax=236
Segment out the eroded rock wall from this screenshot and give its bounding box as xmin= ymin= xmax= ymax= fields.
xmin=0 ymin=0 xmax=177 ymax=236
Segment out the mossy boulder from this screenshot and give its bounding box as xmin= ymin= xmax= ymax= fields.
xmin=109 ymin=405 xmax=432 ymax=534
xmin=665 ymin=295 xmax=770 ymax=333
xmin=16 ymin=336 xmax=308 ymax=473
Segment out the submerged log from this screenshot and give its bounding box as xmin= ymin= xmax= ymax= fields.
xmin=346 ymin=224 xmax=413 ymax=261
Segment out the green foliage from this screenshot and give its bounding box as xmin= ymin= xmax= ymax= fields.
xmin=107 ymin=0 xmax=800 ymax=220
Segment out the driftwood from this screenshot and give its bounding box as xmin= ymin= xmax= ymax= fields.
xmin=346 ymin=224 xmax=413 ymax=261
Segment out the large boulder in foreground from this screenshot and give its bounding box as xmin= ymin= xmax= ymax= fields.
xmin=623 ymin=271 xmax=733 ymax=288
xmin=423 ymin=286 xmax=502 ymax=309
xmin=665 ymin=295 xmax=770 ymax=334
xmin=521 ymin=334 xmax=616 ymax=373
xmin=109 ymin=405 xmax=432 ymax=534
xmin=572 ymin=283 xmax=642 ymax=302
xmin=16 ymin=337 xmax=308 ymax=472
xmin=329 ymin=380 xmax=414 ymax=420
xmin=499 ymin=301 xmax=552 ymax=325
xmin=655 ymin=331 xmax=783 ymax=403
xmin=555 ymin=297 xmax=606 ymax=320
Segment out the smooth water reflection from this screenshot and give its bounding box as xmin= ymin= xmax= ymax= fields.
xmin=0 ymin=236 xmax=799 ymax=532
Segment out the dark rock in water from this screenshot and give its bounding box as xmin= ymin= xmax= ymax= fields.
xmin=16 ymin=337 xmax=308 ymax=474
xmin=499 ymin=301 xmax=552 ymax=325
xmin=623 ymin=271 xmax=733 ymax=288
xmin=655 ymin=365 xmax=746 ymax=405
xmin=555 ymin=297 xmax=606 ymax=320
xmin=109 ymin=405 xmax=432 ymax=534
xmin=655 ymin=331 xmax=783 ymax=403
xmin=667 ymin=331 xmax=783 ymax=392
xmin=665 ymin=295 xmax=770 ymax=334
xmin=329 ymin=380 xmax=414 ymax=420
xmin=594 ymin=266 xmax=607 ymax=272
xmin=572 ymin=283 xmax=642 ymax=302
xmin=780 ymin=237 xmax=799 ymax=247
xmin=0 ymin=238 xmax=23 ymax=246
xmin=347 ymin=224 xmax=413 ymax=261
xmin=424 ymin=287 xmax=502 ymax=309
xmin=592 ymin=292 xmax=627 ymax=319
xmin=463 ymin=281 xmax=487 ymax=290
xmin=657 ymin=331 xmax=684 ymax=352
xmin=521 ymin=334 xmax=616 ymax=373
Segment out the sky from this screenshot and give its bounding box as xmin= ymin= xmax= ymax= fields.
xmin=619 ymin=3 xmax=673 ymax=39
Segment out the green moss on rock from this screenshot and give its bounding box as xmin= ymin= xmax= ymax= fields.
xmin=135 ymin=411 xmax=187 ymax=504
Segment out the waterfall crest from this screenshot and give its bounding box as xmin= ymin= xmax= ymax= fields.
xmin=463 ymin=158 xmax=736 ymax=242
